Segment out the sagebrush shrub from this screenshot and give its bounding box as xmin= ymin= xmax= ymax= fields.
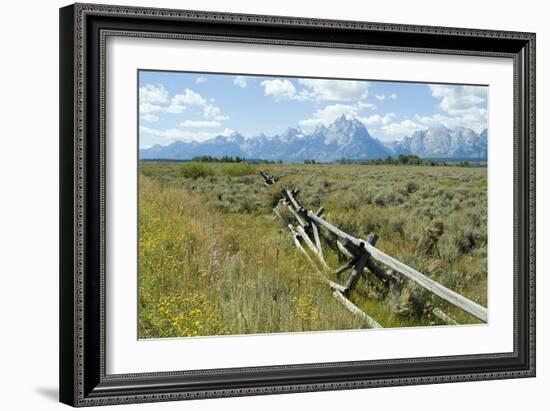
xmin=177 ymin=162 xmax=214 ymax=179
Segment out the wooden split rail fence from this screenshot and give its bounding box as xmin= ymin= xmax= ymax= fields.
xmin=260 ymin=171 xmax=488 ymax=328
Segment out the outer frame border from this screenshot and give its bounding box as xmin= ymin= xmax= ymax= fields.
xmin=59 ymin=3 xmax=535 ymax=407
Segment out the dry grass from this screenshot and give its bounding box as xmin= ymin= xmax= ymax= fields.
xmin=139 ymin=162 xmax=487 ymax=338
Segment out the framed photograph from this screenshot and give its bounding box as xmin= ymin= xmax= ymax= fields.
xmin=59 ymin=3 xmax=535 ymax=407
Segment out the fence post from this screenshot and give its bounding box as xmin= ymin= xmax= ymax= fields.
xmin=343 ymin=233 xmax=378 ymax=295
xmin=343 ymin=251 xmax=367 ymax=296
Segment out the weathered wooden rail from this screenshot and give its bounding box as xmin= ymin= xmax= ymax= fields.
xmin=261 ymin=170 xmax=488 ymax=327
xmin=260 ymin=170 xmax=278 ymax=186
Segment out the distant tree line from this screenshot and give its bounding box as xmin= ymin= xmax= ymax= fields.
xmin=191 ymin=155 xmax=282 ymax=164
xmin=338 ymin=154 xmax=475 ymax=167
xmin=183 ymin=154 xmax=478 ymax=167
xmin=258 ymin=159 xmax=283 ymax=164
xmin=192 ymin=155 xmax=244 ymax=163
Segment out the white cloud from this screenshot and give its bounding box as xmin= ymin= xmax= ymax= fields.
xmin=299 ymin=105 xmax=353 ymax=129
xmin=139 ymin=84 xmax=171 ymax=114
xmin=180 ymin=120 xmax=222 ymax=128
xmin=415 ymin=108 xmax=487 ymax=133
xmin=140 ymin=126 xmax=199 ymax=140
xmin=373 ymin=92 xmax=397 ymax=101
xmin=202 ymin=105 xmax=227 ymax=121
xmin=371 ymin=85 xmax=487 ymax=140
xmin=140 ymin=126 xmax=228 ymax=143
xmin=425 ymin=85 xmax=487 ymax=132
xmin=260 ymin=78 xmax=370 ymax=102
xmin=429 ymin=85 xmax=486 ymax=115
xmin=138 ymin=87 xmax=229 ymax=120
xmin=140 ymin=114 xmax=159 ymax=123
xmin=377 ymin=110 xmax=486 ymax=141
xmin=233 ymin=76 xmax=248 ymax=88
xmin=299 ymin=102 xmax=376 ymax=131
xmin=357 ymin=102 xmax=377 ymax=110
xmin=139 ymin=85 xmax=190 ymax=114
xmin=139 ymin=102 xmax=167 ymax=114
xmin=171 ymin=89 xmax=207 ymax=106
xmin=298 ymin=79 xmax=369 ymax=101
xmin=195 ymin=76 xmax=208 ymax=84
xmin=163 ymin=103 xmax=186 ymax=114
xmin=169 ymin=88 xmax=228 ymax=120
xmin=139 ymin=84 xmax=168 ymax=104
xmin=375 ymin=93 xmax=396 ymax=100
xmin=260 ymin=79 xmax=305 ymax=101
xmin=220 ymin=128 xmax=236 ymax=137
xmin=380 ymin=119 xmax=423 ymax=138
xmin=361 ymin=113 xmax=396 ymax=126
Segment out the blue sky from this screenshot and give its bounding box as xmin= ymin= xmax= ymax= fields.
xmin=138 ymin=70 xmax=487 ymax=148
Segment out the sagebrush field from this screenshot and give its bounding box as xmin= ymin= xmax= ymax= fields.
xmin=138 ymin=162 xmax=487 ymax=338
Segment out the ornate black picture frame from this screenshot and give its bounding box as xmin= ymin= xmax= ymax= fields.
xmin=59 ymin=3 xmax=535 ymax=407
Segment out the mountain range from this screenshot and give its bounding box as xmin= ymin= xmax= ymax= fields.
xmin=139 ymin=115 xmax=487 ymax=162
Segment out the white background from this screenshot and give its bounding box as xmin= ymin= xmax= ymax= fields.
xmin=0 ymin=0 xmax=546 ymax=410
xmin=107 ymin=37 xmax=513 ymax=374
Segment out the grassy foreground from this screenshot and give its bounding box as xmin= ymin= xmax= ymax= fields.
xmin=138 ymin=162 xmax=487 ymax=338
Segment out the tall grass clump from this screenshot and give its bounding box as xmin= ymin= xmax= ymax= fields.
xmin=177 ymin=162 xmax=214 ymax=179
xmin=221 ymin=163 xmax=256 ymax=177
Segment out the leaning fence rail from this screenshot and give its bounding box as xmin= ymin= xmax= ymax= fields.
xmin=261 ymin=170 xmax=488 ymax=325
xmin=305 ymin=202 xmax=488 ymax=322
